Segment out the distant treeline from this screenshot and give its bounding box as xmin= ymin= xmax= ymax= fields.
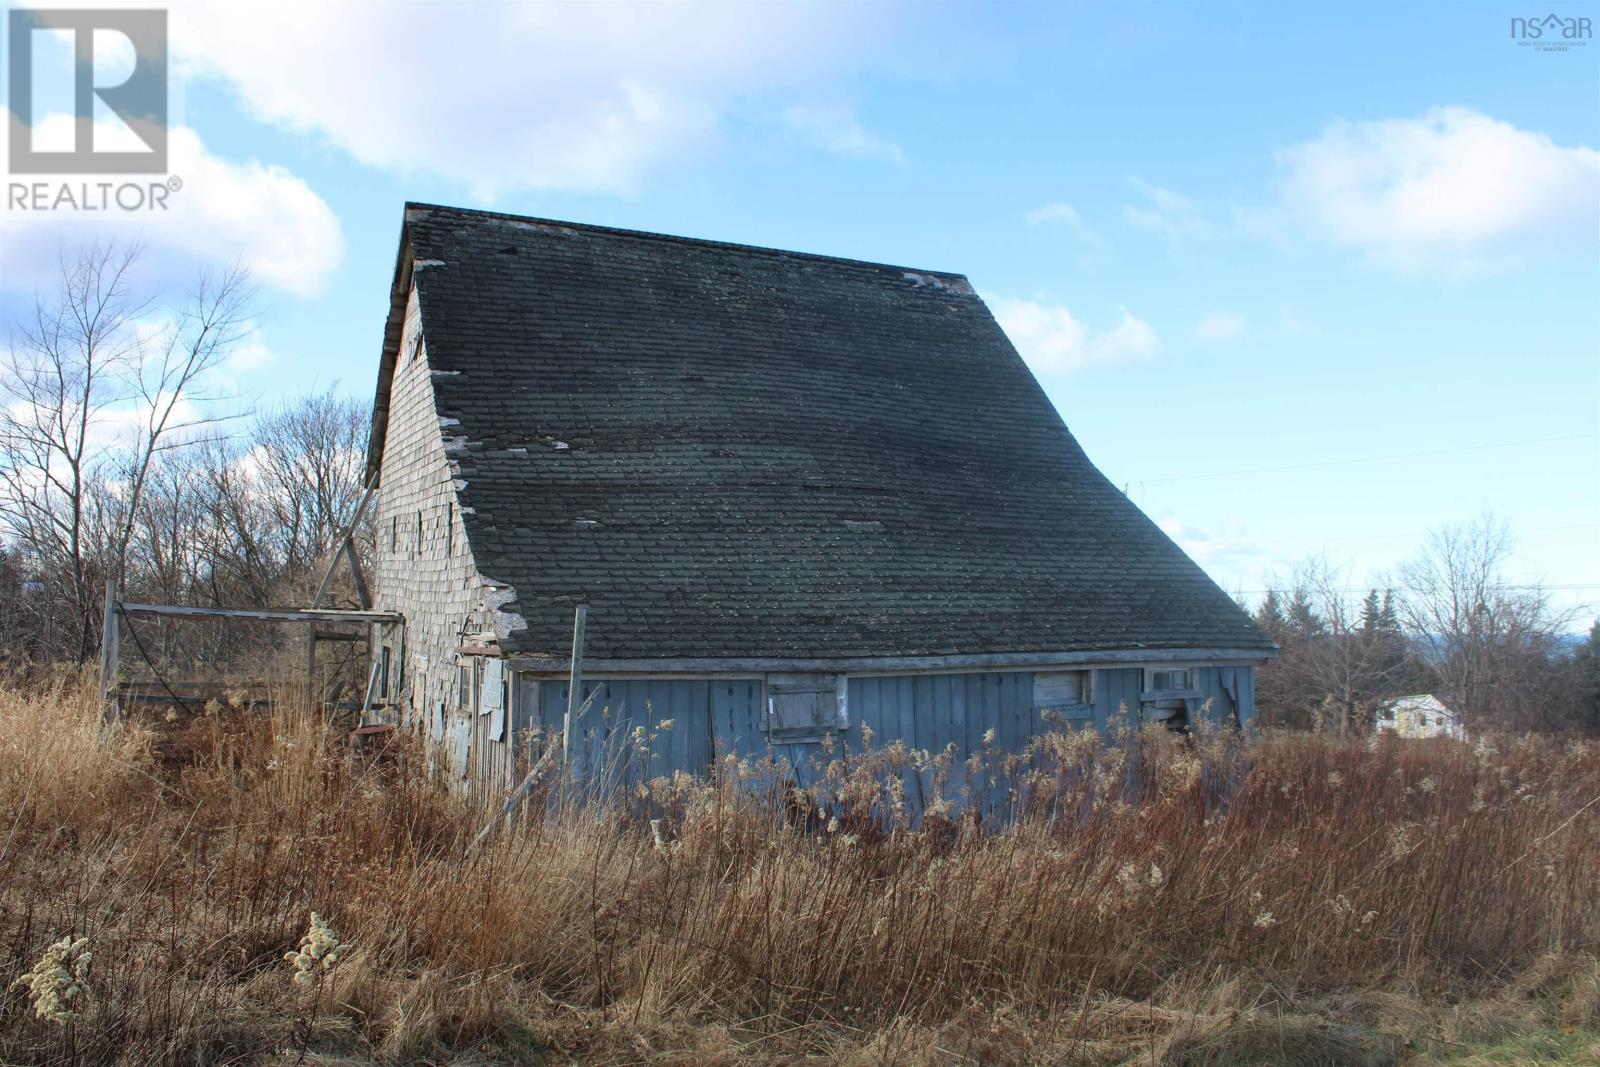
xmin=1247 ymin=522 xmax=1599 ymax=735
xmin=0 ymin=245 xmax=372 ymax=670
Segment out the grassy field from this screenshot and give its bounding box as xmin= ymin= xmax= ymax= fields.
xmin=1 ymin=676 xmax=1596 ymax=1065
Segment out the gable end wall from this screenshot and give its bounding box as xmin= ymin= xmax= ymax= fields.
xmin=374 ymin=280 xmax=486 ymax=731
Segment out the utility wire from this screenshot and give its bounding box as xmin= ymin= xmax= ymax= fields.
xmin=1231 ymin=584 xmax=1600 ymax=595
xmin=1202 ymin=523 xmax=1600 ymax=547
xmin=1130 ymin=433 xmax=1600 ymax=488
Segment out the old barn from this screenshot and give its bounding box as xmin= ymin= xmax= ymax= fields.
xmin=364 ymin=203 xmax=1273 ymax=793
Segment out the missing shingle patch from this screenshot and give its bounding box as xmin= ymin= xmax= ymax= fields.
xmin=414 ymin=259 xmax=448 ymax=270
xmin=497 ymin=219 xmax=579 ymax=237
xmin=481 ymin=580 xmax=528 ymax=638
xmin=901 ymin=271 xmax=974 ymax=295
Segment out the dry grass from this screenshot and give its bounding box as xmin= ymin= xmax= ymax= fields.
xmin=1 ymin=675 xmax=1597 ymax=1065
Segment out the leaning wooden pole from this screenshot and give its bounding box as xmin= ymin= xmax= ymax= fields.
xmin=466 ymin=682 xmax=605 ymax=853
xmin=561 ymin=604 xmax=588 ymax=780
xmin=311 ymin=481 xmax=377 ymax=610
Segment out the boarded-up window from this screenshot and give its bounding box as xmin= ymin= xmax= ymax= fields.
xmin=1145 ymin=668 xmax=1196 ymax=693
xmin=765 ymin=673 xmax=846 ymax=741
xmin=1141 ymin=668 xmax=1196 ymax=732
xmin=456 ymin=663 xmax=472 ymax=712
xmin=1033 ymin=671 xmax=1091 ymax=720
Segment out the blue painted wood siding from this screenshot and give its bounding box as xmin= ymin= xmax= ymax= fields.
xmin=466 ymin=665 xmax=1256 ymax=796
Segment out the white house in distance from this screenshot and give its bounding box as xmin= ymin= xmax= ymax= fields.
xmin=1375 ymin=694 xmax=1464 ymax=740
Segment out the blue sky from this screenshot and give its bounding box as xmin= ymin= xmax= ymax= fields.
xmin=3 ymin=1 xmax=1597 ymax=622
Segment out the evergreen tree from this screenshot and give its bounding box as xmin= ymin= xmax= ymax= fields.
xmin=1378 ymin=589 xmax=1400 ymax=635
xmin=1286 ymin=587 xmax=1325 ymax=640
xmin=1581 ymin=619 xmax=1600 ymax=735
xmin=1360 ymin=589 xmax=1382 ymax=636
xmin=1255 ymin=589 xmax=1286 ymax=640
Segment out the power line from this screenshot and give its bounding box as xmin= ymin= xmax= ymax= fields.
xmin=1194 ymin=523 xmax=1600 ymax=547
xmin=1130 ymin=433 xmax=1600 ymax=488
xmin=1231 ymin=584 xmax=1600 ymax=595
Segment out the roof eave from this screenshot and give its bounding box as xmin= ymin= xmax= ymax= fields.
xmin=497 ymin=644 xmax=1280 ymax=674
xmin=363 ymin=217 xmax=419 ymax=486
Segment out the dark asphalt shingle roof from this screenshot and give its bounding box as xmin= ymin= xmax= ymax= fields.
xmin=373 ymin=203 xmax=1272 ymax=661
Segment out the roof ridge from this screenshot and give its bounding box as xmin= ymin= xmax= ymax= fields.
xmin=402 ymin=201 xmax=973 ymax=282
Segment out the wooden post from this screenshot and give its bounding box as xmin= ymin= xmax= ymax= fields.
xmin=561 ymin=605 xmax=587 ymax=775
xmin=342 ymin=540 xmax=371 ymax=609
xmin=305 ymin=625 xmax=317 ymax=710
xmin=358 ymin=659 xmax=381 ymax=723
xmin=468 ymin=683 xmax=605 ymax=852
xmin=98 ymin=580 xmax=120 ymax=722
xmin=311 ymin=480 xmax=377 ymax=609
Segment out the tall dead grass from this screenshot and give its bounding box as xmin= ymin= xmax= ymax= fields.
xmin=1 ymin=676 xmax=1596 ymax=1065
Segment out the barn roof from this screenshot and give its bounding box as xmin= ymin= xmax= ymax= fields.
xmin=369 ymin=203 xmax=1272 ymax=662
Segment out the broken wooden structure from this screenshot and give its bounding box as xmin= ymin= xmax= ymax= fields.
xmin=97 ymin=482 xmax=404 ymax=720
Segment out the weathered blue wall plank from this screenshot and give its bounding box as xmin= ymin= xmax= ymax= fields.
xmin=485 ymin=665 xmax=1258 ymax=806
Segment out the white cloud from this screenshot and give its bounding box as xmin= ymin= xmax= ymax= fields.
xmin=781 ymin=105 xmax=904 ymax=163
xmin=0 ymin=122 xmax=342 ymax=298
xmin=1194 ymin=311 xmax=1246 ymax=342
xmin=1123 ymin=176 xmax=1211 ymax=241
xmin=171 ymin=1 xmax=900 ymax=197
xmin=225 ymin=335 xmax=274 ymax=373
xmin=1025 ymin=201 xmax=1084 ymax=227
xmin=1155 ymin=515 xmax=1279 ymax=589
xmin=1273 ymin=106 xmax=1600 ymax=274
xmin=1023 ymin=201 xmax=1106 ymax=257
xmin=987 ymin=297 xmax=1160 ymax=375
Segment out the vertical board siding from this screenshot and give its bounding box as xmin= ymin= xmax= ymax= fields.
xmin=1095 ymin=668 xmax=1142 ymax=731
xmin=529 ymin=677 xmax=763 ymax=800
xmin=463 ymin=675 xmax=539 ymax=792
xmin=458 ymin=666 xmax=1260 ymax=809
xmin=848 ymin=672 xmax=1036 ymax=822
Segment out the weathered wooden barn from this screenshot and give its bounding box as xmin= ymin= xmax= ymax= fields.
xmin=364 ymin=203 xmax=1274 ymax=795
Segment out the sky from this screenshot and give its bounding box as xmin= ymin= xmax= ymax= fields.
xmin=2 ymin=0 xmax=1597 ymax=626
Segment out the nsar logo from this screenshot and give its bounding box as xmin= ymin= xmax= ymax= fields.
xmin=1510 ymin=12 xmax=1593 ymax=51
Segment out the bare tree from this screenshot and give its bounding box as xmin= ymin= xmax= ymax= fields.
xmin=108 ymin=267 xmax=252 ymax=591
xmin=250 ymin=391 xmax=370 ymax=600
xmin=1398 ymin=514 xmax=1577 ymax=732
xmin=120 ymin=391 xmax=370 ymax=610
xmin=0 ymin=244 xmax=251 ymax=661
xmin=1254 ymin=557 xmax=1412 ymax=733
